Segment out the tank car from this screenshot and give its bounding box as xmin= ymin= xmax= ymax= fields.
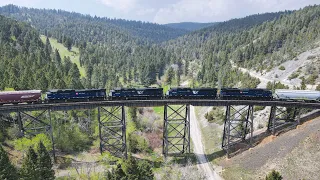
xmin=166 ymin=87 xmax=217 ymax=99
xmin=109 ymin=87 xmax=163 ymax=100
xmin=274 ymin=89 xmax=320 ymax=101
xmin=0 ymin=90 xmax=42 ymax=105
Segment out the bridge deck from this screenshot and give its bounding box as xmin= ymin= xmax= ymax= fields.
xmin=0 ymin=99 xmax=319 ymax=112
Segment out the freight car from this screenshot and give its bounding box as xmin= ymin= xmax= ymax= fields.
xmin=109 ymin=87 xmax=163 ymax=100
xmin=0 ymin=90 xmax=42 ymax=105
xmin=274 ymin=89 xmax=320 ymax=101
xmin=166 ymin=87 xmax=218 ymax=99
xmin=45 ymin=89 xmax=106 ymax=102
xmin=220 ymin=88 xmax=273 ymax=100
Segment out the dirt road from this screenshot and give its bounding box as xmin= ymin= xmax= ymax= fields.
xmin=230 ymin=46 xmax=320 ymax=89
xmin=190 ymin=105 xmax=223 ymax=180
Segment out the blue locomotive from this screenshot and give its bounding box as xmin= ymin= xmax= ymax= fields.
xmin=220 ymin=88 xmax=273 ymax=100
xmin=109 ymin=87 xmax=163 ymax=100
xmin=166 ymin=88 xmax=218 ymax=99
xmin=45 ymin=89 xmax=106 ymax=102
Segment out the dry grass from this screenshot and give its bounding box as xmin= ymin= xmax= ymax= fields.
xmin=219 ymin=116 xmax=320 ymax=180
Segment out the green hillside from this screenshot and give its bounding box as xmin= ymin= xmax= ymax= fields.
xmin=0 ymin=15 xmax=82 ymax=91
xmin=40 ymin=35 xmax=85 ymax=77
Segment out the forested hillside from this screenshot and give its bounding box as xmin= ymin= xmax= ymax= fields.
xmin=165 ymin=22 xmax=217 ymax=31
xmin=0 ymin=4 xmax=287 ymax=90
xmin=164 ymin=11 xmax=290 ymax=60
xmin=0 ymin=15 xmax=82 ymax=91
xmin=1 ymin=5 xmax=318 ymax=91
xmin=0 ymin=5 xmax=187 ymax=44
xmin=0 ymin=5 xmax=188 ymax=90
xmin=165 ymin=5 xmax=320 ymax=87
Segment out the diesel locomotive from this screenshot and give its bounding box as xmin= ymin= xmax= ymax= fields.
xmin=0 ymin=87 xmax=319 ymax=105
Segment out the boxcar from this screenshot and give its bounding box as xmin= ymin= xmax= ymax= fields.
xmin=220 ymin=88 xmax=272 ymax=100
xmin=274 ymin=89 xmax=320 ymax=101
xmin=166 ymin=87 xmax=217 ymax=99
xmin=46 ymin=89 xmax=106 ymax=102
xmin=0 ymin=90 xmax=42 ymax=104
xmin=109 ymin=88 xmax=163 ymax=100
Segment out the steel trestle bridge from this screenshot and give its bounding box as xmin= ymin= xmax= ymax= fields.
xmin=0 ymin=99 xmax=319 ymax=159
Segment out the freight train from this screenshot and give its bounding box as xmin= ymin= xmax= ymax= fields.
xmin=0 ymin=87 xmax=319 ymax=105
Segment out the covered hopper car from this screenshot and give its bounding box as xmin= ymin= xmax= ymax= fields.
xmin=0 ymin=90 xmax=42 ymax=104
xmin=274 ymin=89 xmax=320 ymax=101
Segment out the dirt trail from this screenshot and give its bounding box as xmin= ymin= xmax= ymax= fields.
xmin=181 ymin=80 xmax=222 ymax=179
xmin=190 ymin=105 xmax=223 ymax=180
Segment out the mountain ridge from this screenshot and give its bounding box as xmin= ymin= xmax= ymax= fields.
xmin=0 ymin=4 xmax=188 ymax=43
xmin=165 ymin=22 xmax=217 ymax=31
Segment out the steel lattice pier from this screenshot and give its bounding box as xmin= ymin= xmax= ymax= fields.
xmin=163 ymin=104 xmax=190 ymax=157
xmin=267 ymin=106 xmax=300 ymax=134
xmin=98 ymin=106 xmax=127 ymax=158
xmin=0 ymin=110 xmax=56 ymax=160
xmin=222 ymin=105 xmax=254 ymax=158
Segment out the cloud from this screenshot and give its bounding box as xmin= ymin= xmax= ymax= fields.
xmin=3 ymin=0 xmax=318 ymax=23
xmin=153 ymin=0 xmax=320 ymax=24
xmin=0 ymin=0 xmax=41 ymax=7
xmin=136 ymin=8 xmax=156 ymax=16
xmin=98 ymin=0 xmax=137 ymax=12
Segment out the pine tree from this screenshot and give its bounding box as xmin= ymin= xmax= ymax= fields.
xmin=184 ymin=60 xmax=189 ymax=76
xmin=128 ymin=107 xmax=137 ymax=121
xmin=176 ymin=70 xmax=181 ymax=86
xmin=123 ymin=154 xmax=139 ymax=180
xmin=266 ymin=170 xmax=282 ymax=180
xmin=166 ymin=67 xmax=175 ymax=85
xmin=20 ymin=147 xmax=39 ymax=180
xmin=137 ymin=160 xmax=154 ymax=180
xmin=54 ymin=49 xmax=61 ymax=65
xmin=36 ymin=142 xmax=55 ymax=180
xmin=113 ymin=164 xmax=126 ymax=180
xmin=300 ymin=77 xmax=306 ymax=90
xmin=67 ymin=63 xmax=82 ymax=89
xmin=0 ymin=145 xmax=18 ymax=180
xmin=45 ymin=37 xmax=52 ymax=57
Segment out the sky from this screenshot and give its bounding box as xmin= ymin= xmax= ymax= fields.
xmin=0 ymin=0 xmax=319 ymax=24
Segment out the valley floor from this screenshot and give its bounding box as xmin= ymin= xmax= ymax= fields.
xmin=190 ymin=105 xmax=223 ymax=180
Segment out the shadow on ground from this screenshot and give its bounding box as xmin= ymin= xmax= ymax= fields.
xmin=224 ymin=110 xmax=320 ymax=158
